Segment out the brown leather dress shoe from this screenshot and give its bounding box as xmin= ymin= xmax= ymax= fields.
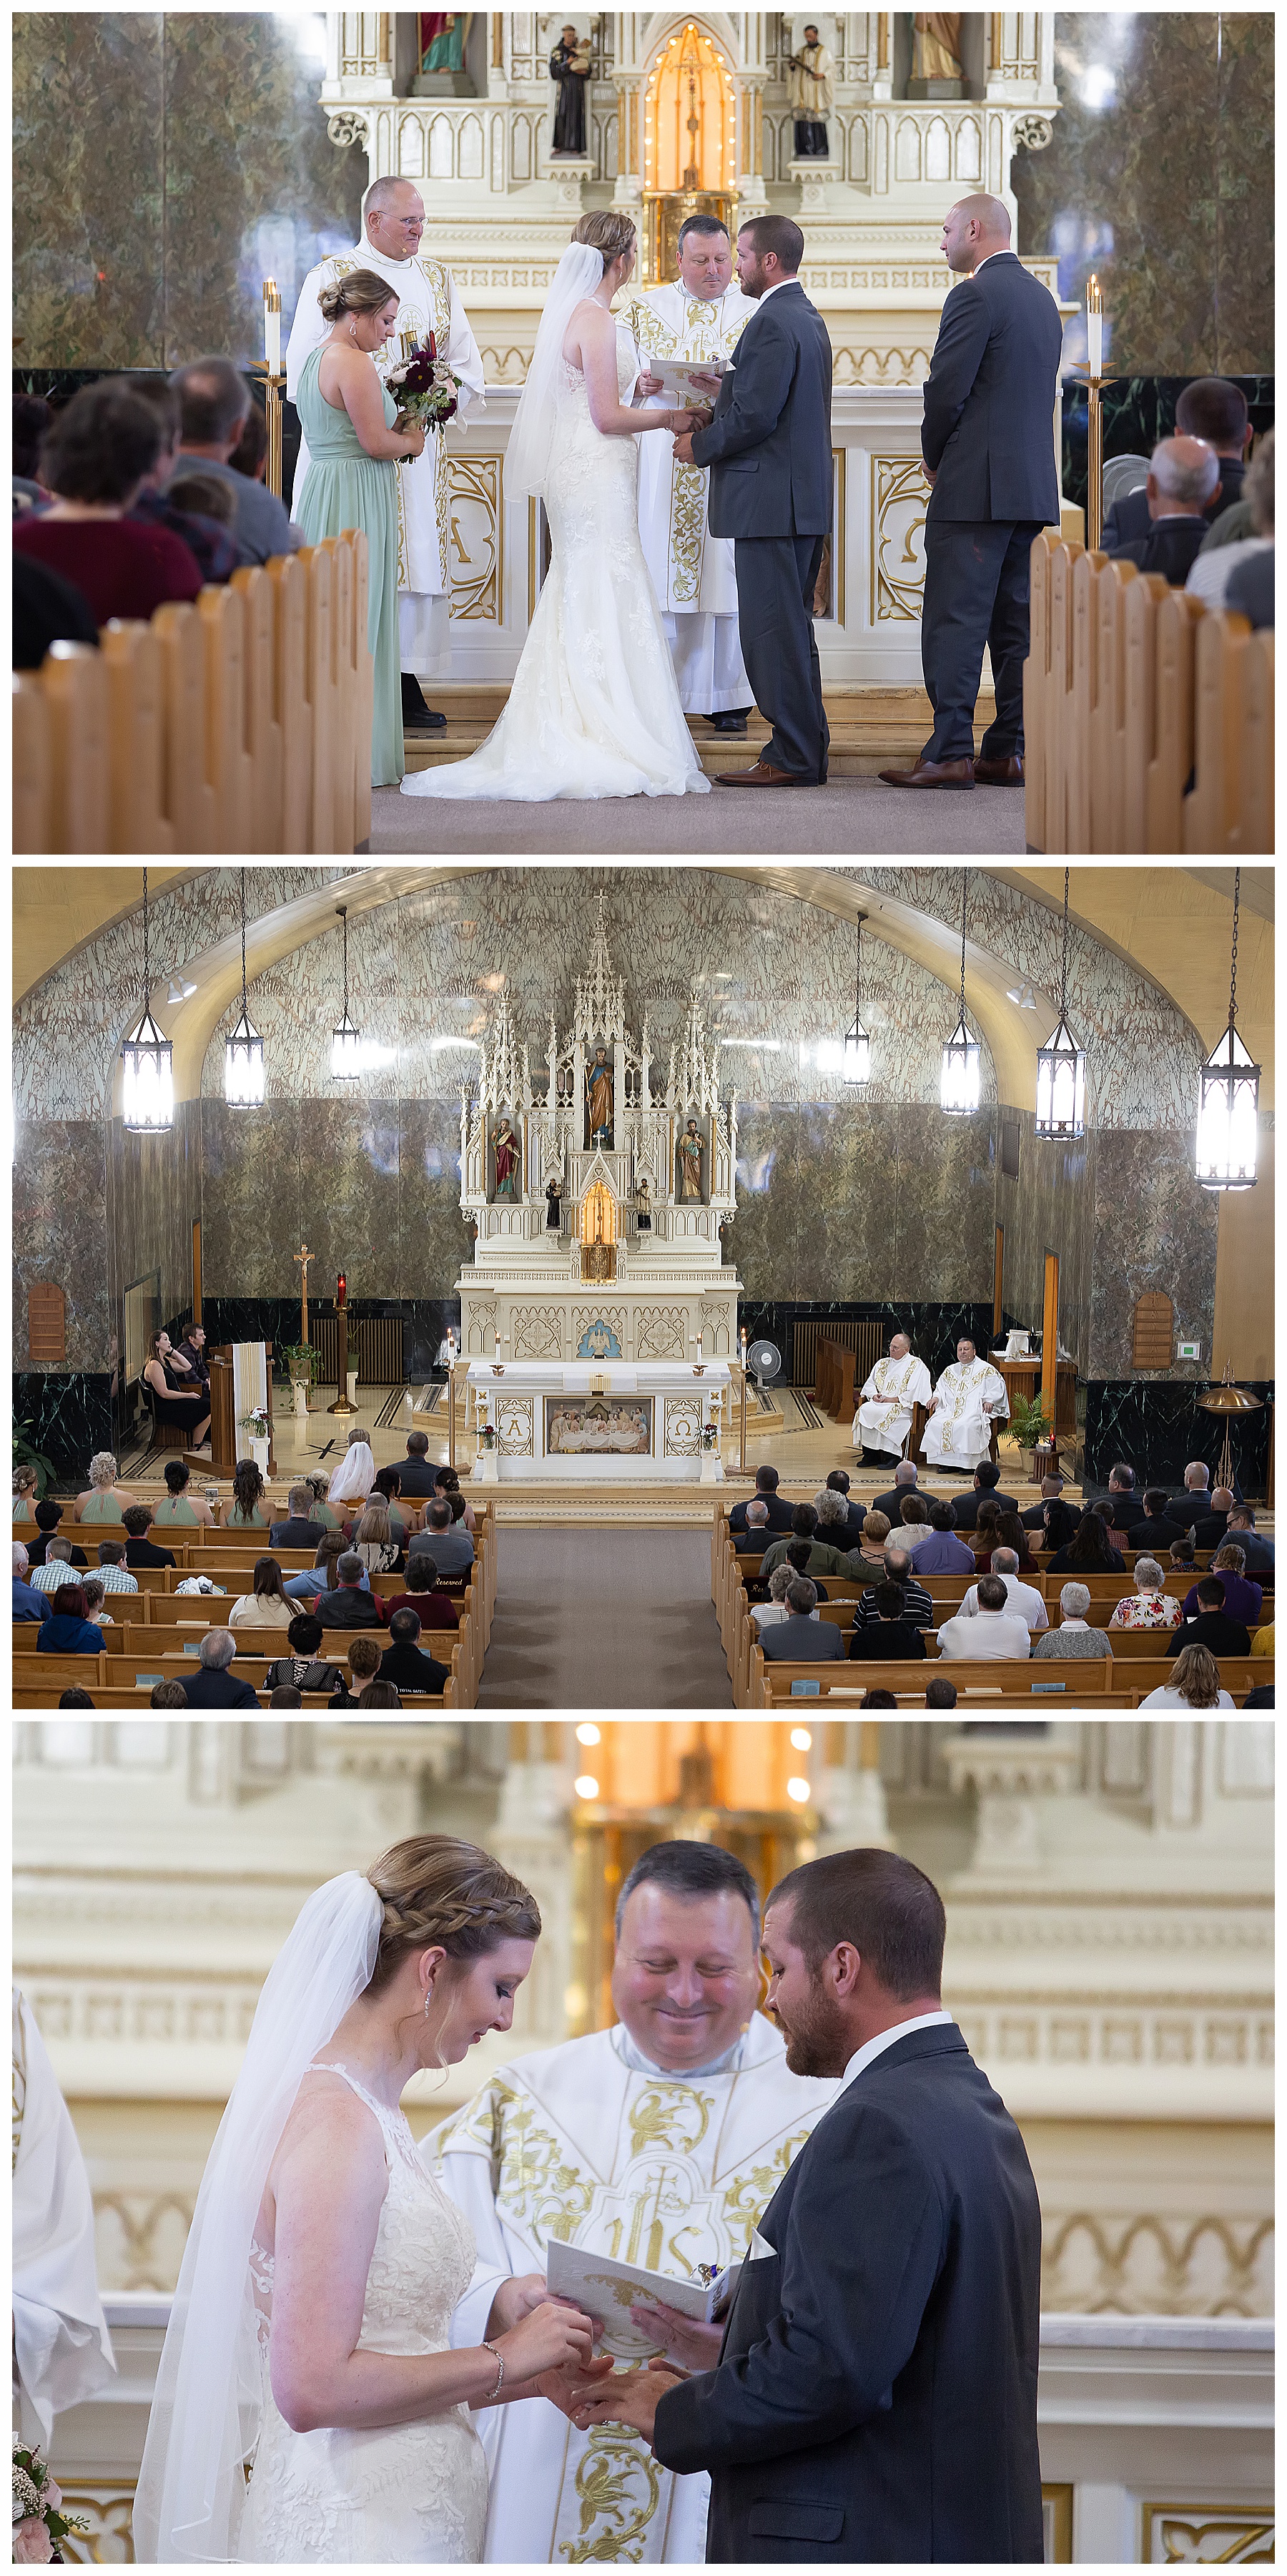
xmin=715 ymin=758 xmax=816 ymax=787
xmin=973 ymin=754 xmax=1025 ymax=785
xmin=877 ymin=755 xmax=976 ymax=789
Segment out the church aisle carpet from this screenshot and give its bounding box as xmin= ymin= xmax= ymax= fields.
xmin=368 ymin=780 xmax=1027 ymax=857
xmin=476 ymin=1528 xmax=733 ymax=1710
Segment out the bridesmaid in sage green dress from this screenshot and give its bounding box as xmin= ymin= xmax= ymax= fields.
xmin=293 ymin=268 xmax=426 ymax=787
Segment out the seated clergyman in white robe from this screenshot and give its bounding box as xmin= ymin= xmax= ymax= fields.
xmin=920 ymin=1340 xmax=1010 ymax=1472
xmin=431 ymin=1844 xmax=836 ymax=2565
xmin=853 ymin=1336 xmax=933 ymax=1459
xmin=13 ymin=1987 xmax=115 ymax=2449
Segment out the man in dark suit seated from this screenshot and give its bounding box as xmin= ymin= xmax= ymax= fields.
xmin=759 ymin=1577 xmax=845 ymax=1660
xmin=1097 ymin=1462 xmax=1141 ymax=1533
xmin=569 ymin=1847 xmax=1043 ymax=2564
xmin=1223 ymin=1506 xmax=1274 ymax=1578
xmin=180 ymin=1628 xmax=262 ymax=1709
xmin=847 ymin=1580 xmax=927 ymax=1663
xmin=395 ymin=1429 xmax=441 ymax=1500
xmin=880 ymin=192 xmax=1062 ymax=791
xmin=1020 ymin=1473 xmax=1067 ymax=1532
xmin=314 ymin=1551 xmax=385 ymax=1628
xmin=819 ymin=1469 xmax=867 ymax=1543
xmin=945 ymin=1458 xmax=1017 ymax=1533
xmin=872 ymin=1459 xmax=920 ymax=1523
xmin=1167 ymin=1575 xmax=1251 ymax=1661
xmin=729 ymin=1465 xmax=795 ymax=1536
xmin=1191 ymin=1487 xmax=1236 ymax=1552
xmin=268 ymin=1482 xmax=330 ymax=1552
xmin=28 ymin=1501 xmax=89 ymax=1570
xmin=733 ymin=1499 xmax=772 ymax=1554
xmin=1126 ymin=1487 xmax=1181 ymax=1552
xmin=1108 ymin=436 xmax=1218 ymax=582
xmin=377 ymin=1608 xmax=451 ymax=1696
xmin=1165 ymin=1462 xmax=1216 ymax=1530
xmin=1103 ymin=375 xmax=1253 ymax=552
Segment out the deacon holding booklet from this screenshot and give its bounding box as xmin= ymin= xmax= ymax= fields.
xmin=431 ymin=1842 xmax=836 ymax=2563
xmin=570 ymin=1848 xmax=1045 ymax=2564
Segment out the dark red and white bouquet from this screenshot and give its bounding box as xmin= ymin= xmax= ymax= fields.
xmin=386 ymin=332 xmax=461 ymax=435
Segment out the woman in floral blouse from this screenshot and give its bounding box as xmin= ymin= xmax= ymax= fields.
xmin=1108 ymin=1556 xmax=1183 ymax=1631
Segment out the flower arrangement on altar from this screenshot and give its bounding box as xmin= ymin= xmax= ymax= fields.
xmin=239 ymin=1405 xmax=270 ymax=1441
xmin=386 ymin=334 xmax=462 ymax=436
xmin=13 ymin=2438 xmax=89 ymax=2561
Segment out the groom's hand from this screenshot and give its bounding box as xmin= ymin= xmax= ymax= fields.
xmin=629 ymin=2299 xmax=724 ymax=2371
xmin=484 ymin=2271 xmax=562 ymax=2335
xmin=572 ymin=2361 xmax=685 ymax=2443
xmin=922 ymin=460 xmax=937 ymax=487
xmin=672 ymin=431 xmax=697 ymax=464
xmin=534 ymin=2353 xmax=615 ymax=2419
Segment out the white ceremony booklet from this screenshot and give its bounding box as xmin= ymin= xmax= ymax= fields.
xmin=546 ymin=2240 xmax=741 ymax=2353
xmin=646 ymin=356 xmax=730 ymax=404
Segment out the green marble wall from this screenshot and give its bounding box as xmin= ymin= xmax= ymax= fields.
xmin=14 ymin=13 xmax=364 ymax=368
xmin=1014 ymin=11 xmax=1273 ymax=375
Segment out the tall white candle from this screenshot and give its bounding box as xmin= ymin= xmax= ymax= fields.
xmin=1086 ymin=277 xmax=1103 ymax=377
xmin=265 ymin=282 xmax=280 ymax=373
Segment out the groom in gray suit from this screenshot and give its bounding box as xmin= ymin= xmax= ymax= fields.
xmin=678 ymin=217 xmax=834 ymax=787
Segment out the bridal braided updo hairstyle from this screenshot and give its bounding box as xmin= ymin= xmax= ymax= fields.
xmin=317 ymin=267 xmax=400 ymax=325
xmin=365 ymin=1834 xmax=541 ymax=1994
xmin=571 ymin=210 xmax=636 ymax=269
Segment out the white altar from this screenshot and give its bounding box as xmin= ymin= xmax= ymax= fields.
xmin=468 ymin=1359 xmax=731 ymax=1483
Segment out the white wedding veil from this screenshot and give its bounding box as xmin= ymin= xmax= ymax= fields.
xmin=134 ymin=1872 xmax=383 ymax=2562
xmin=327 ymin=1439 xmax=375 ymax=1505
xmin=505 ymin=241 xmax=605 ymax=502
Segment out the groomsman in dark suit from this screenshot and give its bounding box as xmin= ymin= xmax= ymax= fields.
xmin=571 ymin=1847 xmax=1044 ymax=2563
xmin=881 ymin=192 xmax=1063 ymax=790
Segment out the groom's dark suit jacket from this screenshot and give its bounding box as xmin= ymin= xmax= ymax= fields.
xmin=690 ymin=281 xmax=833 ymax=539
xmin=652 ymin=2024 xmax=1044 ymax=2564
xmin=922 ymin=252 xmax=1062 ymax=525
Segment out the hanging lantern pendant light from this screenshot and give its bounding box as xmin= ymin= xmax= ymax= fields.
xmin=331 ymin=903 xmax=362 ymax=1078
xmin=940 ymin=871 xmax=980 ymax=1115
xmin=843 ymin=912 xmax=871 ymax=1083
xmin=1195 ymin=867 xmax=1259 ymax=1189
xmin=122 ymin=865 xmax=174 ymax=1134
xmin=1035 ymin=868 xmax=1086 ymax=1139
xmin=225 ymin=868 xmax=265 ymax=1106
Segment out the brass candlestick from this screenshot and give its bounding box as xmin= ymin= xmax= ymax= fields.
xmin=327 ymin=1299 xmax=358 ymax=1415
xmin=253 ymin=278 xmax=286 ymax=499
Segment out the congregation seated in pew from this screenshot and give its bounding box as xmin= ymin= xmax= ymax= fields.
xmin=1108 ymin=1558 xmax=1182 ymax=1631
xmin=265 ymin=1617 xmax=346 ymax=1700
xmin=268 ymin=1485 xmax=331 ymax=1552
xmin=1182 ymin=1545 xmax=1263 ymax=1628
xmin=957 ymin=1547 xmax=1047 ymax=1633
xmin=178 ymin=1630 xmax=262 ymax=1709
xmin=1047 ymin=1508 xmax=1125 ymax=1576
xmin=852 ymin=1549 xmax=932 ymax=1632
xmin=410 ymin=1498 xmax=475 ymax=1574
xmin=29 ymin=1533 xmax=82 ymax=1593
xmin=227 ymin=1555 xmax=294 ymax=1628
xmin=760 ymin=1578 xmax=845 ymax=1661
xmin=1032 ymin=1584 xmax=1113 ymax=1660
xmin=1167 ymin=1575 xmax=1251 ymax=1659
xmin=847 ymin=1582 xmax=926 ymax=1663
xmin=73 ymin=1450 xmax=137 ymax=1522
xmin=327 ymin=1635 xmax=383 ymax=1707
xmin=383 ymin=1556 xmax=460 ymax=1630
xmin=378 ymin=1609 xmax=451 ymax=1697
xmin=122 ymin=1505 xmax=177 ymax=1568
xmin=37 ymin=1583 xmax=102 ymax=1656
xmin=1139 ymin=1643 xmax=1236 ymax=1711
xmin=11 ymin=381 xmax=205 ymax=627
xmin=12 ymin=1542 xmax=49 ymax=1623
xmin=936 ymin=1574 xmax=1031 ymax=1661
xmin=153 ymin=1460 xmax=217 ymax=1530
xmin=904 ymin=1500 xmax=975 ymax=1577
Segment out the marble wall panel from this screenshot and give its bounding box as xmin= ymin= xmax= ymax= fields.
xmin=107 ymin=1101 xmax=200 ymax=1344
xmin=792 ymin=1101 xmax=902 ymax=1299
xmin=14 ymin=1372 xmax=117 ymax=1481
xmin=892 ymin=1109 xmax=995 ymax=1304
xmin=199 ymin=1098 xmax=303 ymax=1302
xmin=14 ymin=14 xmax=165 ymax=370
xmin=15 ymin=16 xmax=364 ymax=370
xmin=1012 ymin=14 xmax=1273 ymax=378
xmin=1088 ymin=1131 xmax=1220 ymax=1382
xmin=398 ymin=1099 xmax=477 ymax=1302
xmin=12 ymin=1121 xmax=111 ymax=1373
xmin=995 ymin=1111 xmax=1096 ymax=1377
xmin=1085 ymin=1382 xmax=1273 ymax=1495
xmin=730 ymin=1107 xmax=800 ymax=1302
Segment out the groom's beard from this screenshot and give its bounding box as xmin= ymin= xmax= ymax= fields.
xmin=772 ymin=1983 xmax=848 ymax=2079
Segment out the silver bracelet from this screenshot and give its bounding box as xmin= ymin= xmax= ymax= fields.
xmin=482 ymin=2338 xmax=504 ymax=2400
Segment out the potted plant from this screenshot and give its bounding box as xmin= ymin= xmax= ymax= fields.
xmin=1007 ymin=1391 xmax=1051 ymax=1480
xmin=278 ymin=1344 xmax=319 ymax=1418
xmin=240 ymin=1405 xmax=271 ymax=1473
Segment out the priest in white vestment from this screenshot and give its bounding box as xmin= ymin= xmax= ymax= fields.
xmin=13 ymin=1987 xmax=115 ymax=2449
xmin=626 ymin=219 xmax=756 ymax=729
xmin=920 ymin=1335 xmax=1010 ymax=1472
xmin=286 ymin=174 xmax=485 ymax=732
xmin=433 ymin=1844 xmax=836 ymax=2563
xmin=853 ymin=1333 xmax=933 ymax=1461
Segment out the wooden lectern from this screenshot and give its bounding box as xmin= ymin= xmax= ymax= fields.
xmin=209 ymin=1342 xmax=276 ymax=1478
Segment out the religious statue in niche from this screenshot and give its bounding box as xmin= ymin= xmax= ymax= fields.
xmin=634 ymin=1174 xmax=652 ymax=1232
xmin=786 ymin=25 xmax=834 ymax=158
xmin=911 ymin=12 xmax=964 ymax=90
xmin=586 ymin=1045 xmax=614 ymax=1146
xmin=420 ymin=10 xmax=466 ymax=74
xmin=679 ymin=1119 xmax=705 ymax=1201
xmin=492 ymin=1116 xmax=521 ymax=1199
xmin=546 ymin=1176 xmax=563 ymax=1229
xmin=549 ymin=24 xmax=591 ymax=157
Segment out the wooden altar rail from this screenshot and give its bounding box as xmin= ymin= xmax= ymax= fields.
xmin=13 ymin=529 xmax=373 ymax=855
xmin=1024 ymin=532 xmax=1274 ymax=855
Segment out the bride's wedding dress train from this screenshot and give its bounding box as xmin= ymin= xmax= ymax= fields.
xmin=238 ymin=2064 xmax=488 ymax=2565
xmin=400 ymin=336 xmax=709 ymax=802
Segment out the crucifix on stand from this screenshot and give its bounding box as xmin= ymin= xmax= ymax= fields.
xmin=293 ymin=1241 xmax=314 ymax=1347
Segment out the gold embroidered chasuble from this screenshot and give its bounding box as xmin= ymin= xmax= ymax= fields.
xmin=854 ymin=1352 xmax=934 ymax=1454
xmin=921 ymin=1357 xmax=1009 ymax=1466
xmin=626 ymin=285 xmax=756 ymax=616
xmin=433 ymin=2015 xmax=836 ymax=2563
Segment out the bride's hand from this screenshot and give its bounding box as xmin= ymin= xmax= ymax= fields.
xmin=533 ymin=2352 xmax=615 ymax=2418
xmin=494 ymin=2297 xmax=596 ymax=2381
xmin=483 ymin=2272 xmax=551 ymax=2336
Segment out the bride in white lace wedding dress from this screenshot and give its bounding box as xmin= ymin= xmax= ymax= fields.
xmin=400 ymin=212 xmax=711 ymax=802
xmin=134 ymin=1840 xmax=602 ymax=2565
